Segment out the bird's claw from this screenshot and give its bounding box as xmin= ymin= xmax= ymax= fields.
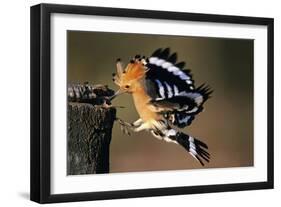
xmin=120 ymin=125 xmax=131 ymax=136
xmin=116 ymin=118 xmax=134 ymax=136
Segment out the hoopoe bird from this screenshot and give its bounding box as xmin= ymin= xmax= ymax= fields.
xmin=111 ymin=48 xmax=212 ymax=166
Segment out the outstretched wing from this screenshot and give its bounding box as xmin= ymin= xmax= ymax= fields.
xmin=145 ymin=48 xmax=194 ymax=98
xmin=144 ymin=48 xmax=212 ymax=128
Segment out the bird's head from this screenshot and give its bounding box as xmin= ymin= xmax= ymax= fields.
xmin=111 ymin=56 xmax=149 ymax=99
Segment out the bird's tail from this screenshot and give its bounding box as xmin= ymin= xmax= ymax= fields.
xmin=152 ymin=128 xmax=210 ymax=166
xmin=176 ymin=132 xmax=210 ymax=166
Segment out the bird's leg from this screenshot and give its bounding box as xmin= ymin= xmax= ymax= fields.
xmin=116 ymin=118 xmax=143 ymax=135
xmin=117 ymin=118 xmax=142 ymax=128
xmin=132 ymin=118 xmax=143 ymax=127
xmin=133 ymin=122 xmax=150 ymax=132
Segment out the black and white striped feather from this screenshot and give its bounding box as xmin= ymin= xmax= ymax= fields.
xmin=151 ymin=127 xmax=210 ymax=165
xmin=144 ymin=48 xmax=213 ymax=128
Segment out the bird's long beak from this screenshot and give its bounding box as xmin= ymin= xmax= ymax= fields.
xmin=109 ymin=89 xmax=126 ymax=100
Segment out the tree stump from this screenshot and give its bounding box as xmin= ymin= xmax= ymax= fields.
xmin=67 ymin=83 xmax=116 ymax=175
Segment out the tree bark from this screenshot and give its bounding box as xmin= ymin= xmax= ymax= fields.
xmin=67 ymin=84 xmax=116 ymax=175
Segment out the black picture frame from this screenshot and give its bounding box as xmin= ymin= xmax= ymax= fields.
xmin=30 ymin=3 xmax=274 ymax=204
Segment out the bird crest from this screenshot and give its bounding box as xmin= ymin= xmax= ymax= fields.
xmin=113 ymin=56 xmax=149 ymax=87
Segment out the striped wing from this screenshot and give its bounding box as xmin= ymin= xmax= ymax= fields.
xmin=144 ymin=48 xmax=212 ymax=128
xmin=145 ymin=48 xmax=194 ymax=98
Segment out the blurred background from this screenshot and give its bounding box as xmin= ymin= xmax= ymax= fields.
xmin=67 ymin=31 xmax=253 ymax=173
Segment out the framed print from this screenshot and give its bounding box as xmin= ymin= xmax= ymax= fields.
xmin=30 ymin=3 xmax=274 ymax=203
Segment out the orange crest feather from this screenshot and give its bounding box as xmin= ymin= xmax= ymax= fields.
xmin=122 ymin=62 xmax=147 ymax=82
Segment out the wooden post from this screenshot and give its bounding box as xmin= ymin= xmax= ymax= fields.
xmin=67 ymin=84 xmax=116 ymax=175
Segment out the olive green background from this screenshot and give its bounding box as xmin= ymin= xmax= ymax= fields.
xmin=67 ymin=31 xmax=253 ymax=173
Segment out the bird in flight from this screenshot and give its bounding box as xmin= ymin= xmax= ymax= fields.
xmin=111 ymin=48 xmax=212 ymax=166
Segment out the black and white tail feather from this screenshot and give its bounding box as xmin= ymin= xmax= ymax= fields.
xmin=145 ymin=48 xmax=212 ymax=166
